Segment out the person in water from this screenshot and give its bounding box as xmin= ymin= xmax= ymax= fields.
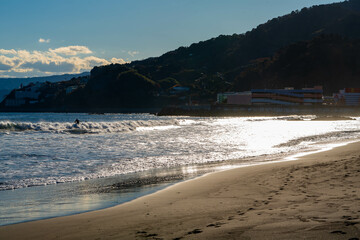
xmin=74 ymin=119 xmax=80 ymax=124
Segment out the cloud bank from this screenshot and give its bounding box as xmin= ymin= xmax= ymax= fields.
xmin=0 ymin=46 xmax=127 ymax=77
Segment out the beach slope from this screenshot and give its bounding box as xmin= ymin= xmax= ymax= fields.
xmin=1 ymin=142 xmax=360 ymax=239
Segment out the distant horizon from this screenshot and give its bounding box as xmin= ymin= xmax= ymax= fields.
xmin=0 ymin=72 xmax=90 ymax=80
xmin=0 ymin=0 xmax=342 ymax=78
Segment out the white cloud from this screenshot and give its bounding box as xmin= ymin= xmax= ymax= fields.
xmin=0 ymin=49 xmax=17 ymax=55
xmin=0 ymin=55 xmax=16 ymax=67
xmin=110 ymin=57 xmax=127 ymax=64
xmin=128 ymin=51 xmax=139 ymax=57
xmin=0 ymin=46 xmax=127 ymax=77
xmin=39 ymin=38 xmax=50 ymax=43
xmin=49 ymin=46 xmax=92 ymax=56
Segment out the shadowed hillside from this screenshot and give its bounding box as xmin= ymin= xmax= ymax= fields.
xmin=3 ymin=0 xmax=360 ymax=111
xmin=88 ymin=0 xmax=360 ymax=103
xmin=128 ymin=0 xmax=360 ymax=86
xmin=234 ymin=34 xmax=360 ymax=95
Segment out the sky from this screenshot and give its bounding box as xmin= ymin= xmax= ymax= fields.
xmin=0 ymin=0 xmax=342 ymax=78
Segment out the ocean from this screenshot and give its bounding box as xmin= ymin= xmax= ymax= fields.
xmin=1 ymin=112 xmax=360 ymax=226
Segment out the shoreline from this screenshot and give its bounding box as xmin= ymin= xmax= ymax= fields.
xmin=2 ymin=105 xmax=360 ymax=117
xmin=0 ymin=140 xmax=348 ymax=227
xmin=1 ymin=141 xmax=360 ymax=239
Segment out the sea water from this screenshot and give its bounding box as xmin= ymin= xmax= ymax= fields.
xmin=1 ymin=112 xmax=360 ymax=225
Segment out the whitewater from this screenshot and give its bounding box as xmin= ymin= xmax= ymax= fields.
xmin=1 ymin=112 xmax=360 ymax=226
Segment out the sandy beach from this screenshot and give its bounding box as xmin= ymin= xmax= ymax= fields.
xmin=1 ymin=142 xmax=360 ymax=240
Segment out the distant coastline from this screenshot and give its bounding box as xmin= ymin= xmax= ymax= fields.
xmin=0 ymin=107 xmax=162 ymax=115
xmin=2 ymin=104 xmax=360 ymax=117
xmin=157 ymin=105 xmax=360 ymax=117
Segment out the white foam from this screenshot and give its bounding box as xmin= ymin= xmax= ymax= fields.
xmin=0 ymin=119 xmax=180 ymax=134
xmin=2 ymin=114 xmax=360 ymax=191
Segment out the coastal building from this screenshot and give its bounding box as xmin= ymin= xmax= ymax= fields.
xmin=14 ymin=89 xmax=40 ymax=100
xmin=252 ymin=86 xmax=323 ymax=105
xmin=322 ymin=96 xmax=336 ymax=105
xmin=217 ymin=86 xmax=323 ymax=106
xmin=4 ymin=82 xmax=43 ymax=107
xmin=334 ymin=88 xmax=360 ymax=106
xmin=217 ymin=92 xmax=233 ymax=104
xmin=227 ymin=92 xmax=252 ymax=105
xmin=217 ymin=92 xmax=251 ymax=105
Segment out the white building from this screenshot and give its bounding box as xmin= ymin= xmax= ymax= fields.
xmin=334 ymin=88 xmax=360 ymax=106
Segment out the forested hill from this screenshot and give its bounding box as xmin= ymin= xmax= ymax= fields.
xmin=69 ymin=0 xmax=360 ymax=108
xmin=6 ymin=0 xmax=360 ymax=110
xmin=84 ymin=0 xmax=360 ymax=100
xmin=128 ymin=0 xmax=360 ymax=84
xmin=234 ymin=34 xmax=360 ymax=95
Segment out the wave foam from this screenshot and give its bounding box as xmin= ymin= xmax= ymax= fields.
xmin=0 ymin=119 xmax=180 ymax=134
xmin=246 ymin=115 xmax=316 ymax=121
xmin=274 ymin=130 xmax=360 ymax=148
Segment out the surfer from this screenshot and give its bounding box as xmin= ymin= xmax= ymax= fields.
xmin=74 ymin=119 xmax=80 ymax=124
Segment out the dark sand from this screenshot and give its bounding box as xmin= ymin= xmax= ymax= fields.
xmin=1 ymin=142 xmax=360 ymax=239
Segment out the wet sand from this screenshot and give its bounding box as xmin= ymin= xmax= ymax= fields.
xmin=1 ymin=142 xmax=360 ymax=240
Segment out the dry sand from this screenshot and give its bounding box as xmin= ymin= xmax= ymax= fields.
xmin=1 ymin=142 xmax=360 ymax=240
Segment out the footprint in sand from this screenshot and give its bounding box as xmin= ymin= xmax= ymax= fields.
xmin=237 ymin=211 xmax=245 ymax=216
xmin=187 ymin=229 xmax=203 ymax=235
xmin=330 ymin=230 xmax=346 ymax=235
xmin=207 ymin=222 xmax=225 ymax=228
xmin=136 ymin=231 xmax=161 ymax=239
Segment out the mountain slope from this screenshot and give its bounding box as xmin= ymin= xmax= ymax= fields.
xmin=4 ymin=0 xmax=360 ymax=111
xmin=62 ymin=0 xmax=360 ymax=108
xmin=234 ymin=34 xmax=360 ymax=95
xmin=129 ymin=0 xmax=360 ymax=83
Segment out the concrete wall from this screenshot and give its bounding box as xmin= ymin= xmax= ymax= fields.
xmin=227 ymin=94 xmax=251 ymax=105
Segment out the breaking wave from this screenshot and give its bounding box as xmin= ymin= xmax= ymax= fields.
xmin=246 ymin=115 xmax=316 ymax=121
xmin=0 ymin=119 xmax=180 ymax=134
xmin=274 ymin=130 xmax=360 ymax=148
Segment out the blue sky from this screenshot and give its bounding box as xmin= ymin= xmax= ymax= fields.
xmin=0 ymin=0 xmax=341 ymax=78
